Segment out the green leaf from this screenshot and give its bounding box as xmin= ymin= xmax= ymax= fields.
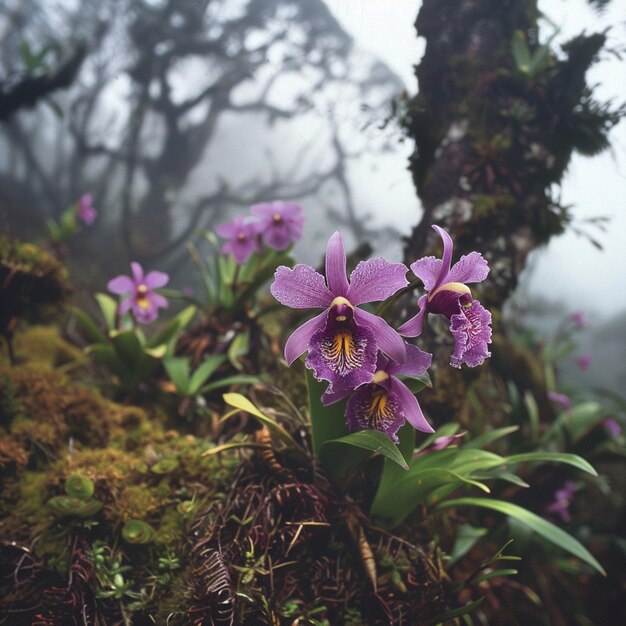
xmin=307 ymin=369 xmax=348 ymax=457
xmin=401 ymin=371 xmax=432 ymax=394
xmin=95 ymin=293 xmax=118 ymax=332
xmin=163 ymin=357 xmax=191 ymax=394
xmin=72 ymin=307 xmax=108 ymax=344
xmin=110 ymin=330 xmax=143 ymax=368
xmin=449 ymin=524 xmax=488 ymax=565
xmin=320 ymin=430 xmax=409 ymax=472
xmin=512 ymin=30 xmax=532 ymax=74
xmin=188 ymin=355 xmax=226 ymax=394
xmin=371 ymin=467 xmax=489 ymax=529
xmin=503 ymin=452 xmax=597 ymax=476
xmin=472 ymin=470 xmax=529 ymax=488
xmin=375 ymin=423 xmax=416 ymax=511
xmin=432 ymin=597 xmax=485 ymax=625
xmin=146 ymin=305 xmax=196 ymax=350
xmin=466 ymin=426 xmax=519 ymax=449
xmin=436 ymin=498 xmax=606 ymax=576
xmin=200 ymin=375 xmax=259 ymax=393
xmin=543 ymin=402 xmax=604 ymax=445
xmin=473 ymin=568 xmax=518 ymax=584
xmin=227 ymin=331 xmax=249 ymax=371
xmin=87 ymin=343 xmax=130 ymax=380
xmin=415 ymin=423 xmax=461 ymax=453
xmin=222 ymin=393 xmax=306 ymax=461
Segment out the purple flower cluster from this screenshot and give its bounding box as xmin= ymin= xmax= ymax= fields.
xmin=271 ymin=225 xmax=492 ymax=442
xmin=217 ymin=201 xmax=304 ymax=263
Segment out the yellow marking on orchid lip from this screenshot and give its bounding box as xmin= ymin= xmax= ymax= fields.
xmin=330 ymin=296 xmax=353 ymax=309
xmin=137 ymin=296 xmax=151 ymax=310
xmin=364 ymin=389 xmax=391 ymax=428
xmin=335 ymin=315 xmax=347 ymax=321
xmin=371 ymin=370 xmax=389 ymax=384
xmin=429 ymin=281 xmax=472 ymax=301
xmin=321 ymin=329 xmax=366 ymax=375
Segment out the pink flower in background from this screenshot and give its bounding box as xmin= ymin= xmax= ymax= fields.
xmin=574 ymin=352 xmax=592 ymax=371
xmin=569 ymin=310 xmax=587 ymax=330
xmin=216 ymin=216 xmax=261 ymax=263
xmin=107 ymin=262 xmax=169 ymax=324
xmin=548 ymin=391 xmax=572 ymax=411
xmin=545 ymin=481 xmax=577 ymax=523
xmin=604 ymin=418 xmax=621 ymax=437
xmin=250 ymin=201 xmax=304 ymax=250
xmin=76 ymin=193 xmax=97 ymax=225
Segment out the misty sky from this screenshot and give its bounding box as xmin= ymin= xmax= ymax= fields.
xmin=325 ymin=0 xmax=626 ymax=320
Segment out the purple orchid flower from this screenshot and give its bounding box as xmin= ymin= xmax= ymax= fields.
xmin=569 ymin=310 xmax=587 ymax=330
xmin=574 ymin=352 xmax=592 ymax=371
xmin=107 ymin=262 xmax=169 ymax=324
xmin=270 ymin=231 xmax=408 ymax=390
xmin=216 ymin=216 xmax=261 ymax=264
xmin=321 ymin=344 xmax=434 ymax=442
xmin=250 ymin=201 xmax=304 ymax=250
xmin=545 ymin=480 xmax=577 ymax=523
xmin=76 ymin=193 xmax=97 ymax=225
xmin=398 ymin=225 xmax=492 ymax=368
xmin=604 ymin=418 xmax=621 ymax=437
xmin=548 ymin=391 xmax=572 ymax=411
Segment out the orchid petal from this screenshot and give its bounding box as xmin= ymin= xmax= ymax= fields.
xmin=149 ymin=293 xmax=169 ymax=310
xmin=431 ymin=225 xmax=454 ymax=289
xmin=387 ymin=343 xmax=432 ymax=377
xmin=347 ymin=258 xmax=408 ymax=305
xmin=447 ymin=251 xmax=490 ymax=284
xmin=354 ymin=308 xmax=405 ymax=363
xmin=397 ymin=294 xmax=429 ymax=338
xmin=321 ymin=384 xmax=353 ymax=406
xmin=409 ymin=256 xmax=443 ymax=292
xmin=107 ymin=275 xmax=135 ymax=294
xmin=143 ymin=270 xmax=169 ymax=289
xmin=118 ymin=297 xmax=133 ymax=315
xmin=271 ymin=264 xmax=333 ymax=309
xmin=284 ymin=310 xmax=327 ymax=365
xmin=130 ymin=262 xmax=144 ymax=284
xmin=390 ymin=378 xmax=434 ymax=433
xmin=325 ymin=231 xmax=349 ymax=297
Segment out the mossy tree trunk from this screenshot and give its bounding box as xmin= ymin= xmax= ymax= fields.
xmin=401 ymin=0 xmax=622 ymax=422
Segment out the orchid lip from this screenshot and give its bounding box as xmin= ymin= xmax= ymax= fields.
xmin=428 ymin=281 xmax=472 ymax=301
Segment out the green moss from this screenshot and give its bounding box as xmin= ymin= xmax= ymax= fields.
xmin=111 ymin=485 xmax=162 ymax=523
xmin=13 ymin=326 xmax=85 ymax=369
xmin=155 ymin=508 xmax=185 ymax=545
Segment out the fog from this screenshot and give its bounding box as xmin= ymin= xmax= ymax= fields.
xmin=327 ymin=0 xmax=626 ymax=320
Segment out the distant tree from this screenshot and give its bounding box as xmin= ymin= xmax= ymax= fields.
xmin=0 ymin=0 xmax=401 ymax=268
